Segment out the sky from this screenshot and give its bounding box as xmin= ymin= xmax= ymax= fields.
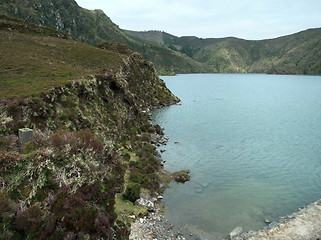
xmin=75 ymin=0 xmax=321 ymax=40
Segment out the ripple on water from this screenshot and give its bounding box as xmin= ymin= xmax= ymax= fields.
xmin=153 ymin=74 xmax=321 ymax=239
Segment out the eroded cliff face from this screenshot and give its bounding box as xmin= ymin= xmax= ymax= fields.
xmin=0 ymin=42 xmax=178 ymax=239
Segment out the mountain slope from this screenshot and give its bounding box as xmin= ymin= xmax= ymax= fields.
xmin=0 ymin=0 xmax=211 ymax=74
xmin=0 ymin=14 xmax=178 ymax=239
xmin=126 ymin=29 xmax=321 ymax=74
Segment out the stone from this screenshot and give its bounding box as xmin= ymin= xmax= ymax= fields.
xmin=265 ymin=219 xmax=271 ymax=224
xmin=172 ymin=170 xmax=190 ymax=183
xmin=229 ymin=226 xmax=243 ymax=238
xmin=150 ymin=134 xmax=158 ymax=144
xmin=19 ymin=128 xmax=33 ymax=153
xmin=135 ymin=198 xmax=155 ymax=212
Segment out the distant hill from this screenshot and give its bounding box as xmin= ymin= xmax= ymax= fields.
xmin=125 ymin=29 xmax=321 ymax=75
xmin=0 ymin=0 xmax=211 ymax=74
xmin=1 ymin=0 xmax=320 ymax=74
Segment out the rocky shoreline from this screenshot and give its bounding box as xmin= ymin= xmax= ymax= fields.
xmin=130 ymin=197 xmax=321 ymax=240
xmin=129 ymin=201 xmax=201 ymax=240
xmin=225 ymin=199 xmax=321 ymax=240
xmin=135 ymin=107 xmax=321 ymax=240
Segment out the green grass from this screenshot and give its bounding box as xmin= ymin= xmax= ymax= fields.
xmin=114 ymin=193 xmax=147 ymax=217
xmin=0 ymin=15 xmax=123 ymax=99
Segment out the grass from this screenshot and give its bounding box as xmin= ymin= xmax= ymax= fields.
xmin=114 ymin=193 xmax=147 ymax=218
xmin=0 ymin=15 xmax=123 ymax=99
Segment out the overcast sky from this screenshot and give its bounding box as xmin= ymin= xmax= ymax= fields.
xmin=75 ymin=0 xmax=321 ymax=40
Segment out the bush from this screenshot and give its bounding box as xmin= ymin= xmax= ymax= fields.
xmin=123 ymin=183 xmax=140 ymax=203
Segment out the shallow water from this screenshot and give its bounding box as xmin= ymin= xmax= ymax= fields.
xmin=152 ymin=74 xmax=321 ymax=239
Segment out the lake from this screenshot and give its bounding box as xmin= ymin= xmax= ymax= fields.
xmin=152 ymin=74 xmax=321 ymax=239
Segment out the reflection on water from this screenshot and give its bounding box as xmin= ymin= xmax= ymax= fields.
xmin=152 ymin=74 xmax=321 ymax=239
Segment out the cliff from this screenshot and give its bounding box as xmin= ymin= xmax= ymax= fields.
xmin=0 ymin=15 xmax=178 ymax=239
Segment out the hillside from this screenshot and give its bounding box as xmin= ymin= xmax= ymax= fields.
xmin=0 ymin=0 xmax=211 ymax=74
xmin=0 ymin=15 xmax=179 ymax=239
xmin=125 ymin=29 xmax=321 ymax=74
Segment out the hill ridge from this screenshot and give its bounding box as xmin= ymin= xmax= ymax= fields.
xmin=1 ymin=0 xmax=320 ymax=74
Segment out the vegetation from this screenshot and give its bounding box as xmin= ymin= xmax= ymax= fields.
xmin=2 ymin=0 xmax=319 ymax=75
xmin=0 ymin=15 xmax=179 ymax=239
xmin=0 ymin=14 xmax=126 ymax=99
xmin=0 ymin=0 xmax=211 ymax=74
xmin=126 ymin=29 xmax=321 ymax=75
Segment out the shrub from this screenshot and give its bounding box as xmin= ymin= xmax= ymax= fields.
xmin=0 ymin=193 xmax=9 ymax=214
xmin=123 ymin=183 xmax=141 ymax=203
xmin=50 ymin=129 xmax=107 ymax=161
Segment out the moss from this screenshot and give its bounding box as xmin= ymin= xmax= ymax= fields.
xmin=22 ymin=141 xmax=34 ymax=154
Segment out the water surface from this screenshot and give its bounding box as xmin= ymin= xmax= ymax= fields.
xmin=152 ymin=74 xmax=321 ymax=239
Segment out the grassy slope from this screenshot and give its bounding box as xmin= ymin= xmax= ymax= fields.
xmin=0 ymin=0 xmax=210 ymax=74
xmin=0 ymin=14 xmax=123 ymax=99
xmin=0 ymin=15 xmax=178 ymax=239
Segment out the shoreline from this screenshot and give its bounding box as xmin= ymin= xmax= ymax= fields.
xmin=129 ymin=202 xmax=201 ymax=240
xmin=130 ymin=197 xmax=321 ymax=240
xmin=238 ymin=199 xmax=321 ymax=240
xmin=140 ymin=105 xmax=321 ymax=240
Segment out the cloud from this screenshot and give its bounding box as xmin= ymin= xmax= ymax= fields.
xmin=75 ymin=0 xmax=321 ymax=39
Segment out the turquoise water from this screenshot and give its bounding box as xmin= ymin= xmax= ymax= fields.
xmin=152 ymin=74 xmax=321 ymax=239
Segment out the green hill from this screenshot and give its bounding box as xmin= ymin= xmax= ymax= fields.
xmin=0 ymin=0 xmax=210 ymax=74
xmin=125 ymin=29 xmax=321 ymax=74
xmin=0 ymin=14 xmax=179 ymax=239
xmin=1 ymin=0 xmax=320 ymax=74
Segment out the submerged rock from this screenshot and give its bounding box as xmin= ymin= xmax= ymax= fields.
xmin=228 ymin=226 xmax=243 ymax=239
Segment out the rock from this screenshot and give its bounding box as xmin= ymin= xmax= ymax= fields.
xmin=154 ymin=151 xmax=161 ymax=158
xmin=172 ymin=170 xmax=190 ymax=183
xmin=160 ymin=149 xmax=166 ymax=153
xmin=229 ymin=226 xmax=243 ymax=238
xmin=135 ymin=198 xmax=155 ymax=212
xmin=150 ymin=134 xmax=158 ymax=144
xmin=265 ymin=219 xmax=271 ymax=224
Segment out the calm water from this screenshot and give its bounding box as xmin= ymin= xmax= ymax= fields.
xmin=152 ymin=74 xmax=321 ymax=239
